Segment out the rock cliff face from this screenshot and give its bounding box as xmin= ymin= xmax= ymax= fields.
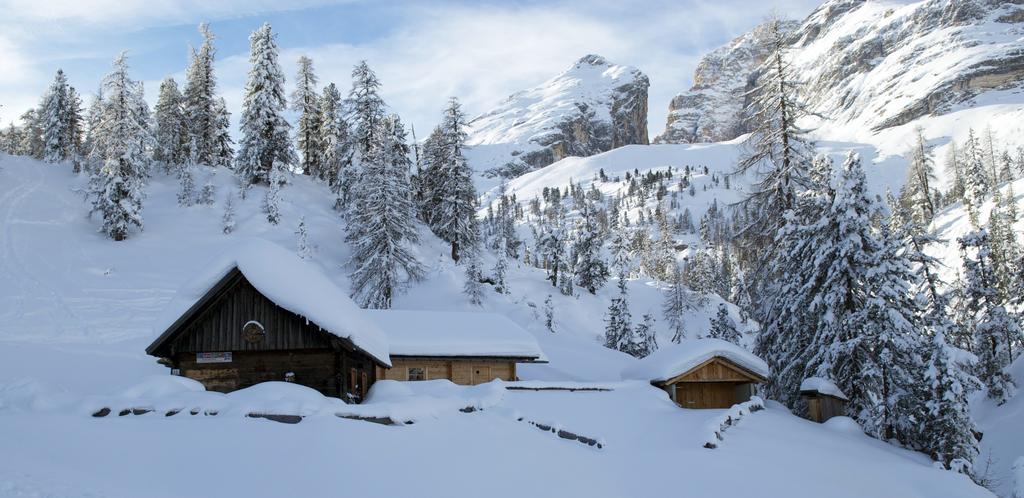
xmin=655 ymin=21 xmax=798 ymax=144
xmin=467 ymin=55 xmax=649 ymax=178
xmin=656 ymin=0 xmax=1024 ymax=143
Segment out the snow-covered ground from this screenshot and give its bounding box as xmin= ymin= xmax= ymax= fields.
xmin=0 ymin=153 xmax=1004 ymax=497
xmin=0 ymin=375 xmax=993 ymax=498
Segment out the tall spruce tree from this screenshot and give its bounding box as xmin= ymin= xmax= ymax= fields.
xmin=958 ymin=229 xmax=1019 ymax=404
xmin=235 ymin=23 xmax=296 ymax=185
xmin=573 ymin=202 xmax=609 ymax=294
xmin=318 ymin=83 xmax=353 ymax=204
xmin=153 ymin=76 xmax=187 ymax=167
xmin=87 ymin=53 xmax=151 ymax=241
xmin=605 ymin=272 xmax=634 ymax=355
xmin=182 ymin=23 xmax=230 ymax=166
xmin=346 ymin=114 xmax=424 ymax=309
xmin=40 ymin=69 xmax=79 ymax=163
xmin=962 ymin=129 xmax=990 ymax=227
xmin=431 ymin=97 xmax=479 ymax=262
xmin=347 ymin=61 xmax=386 ymax=192
xmin=291 ymin=56 xmax=321 ymax=176
xmin=663 ymin=263 xmax=693 ymax=344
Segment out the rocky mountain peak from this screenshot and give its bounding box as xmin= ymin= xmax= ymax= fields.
xmin=466 ymin=54 xmax=649 ymax=178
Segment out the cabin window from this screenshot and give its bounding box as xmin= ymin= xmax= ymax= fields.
xmin=407 ymin=367 xmax=426 ymax=381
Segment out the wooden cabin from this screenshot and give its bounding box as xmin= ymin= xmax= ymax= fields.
xmin=146 ymin=241 xmax=391 ymax=402
xmin=366 ymin=310 xmax=547 ymax=385
xmin=622 ymin=338 xmax=769 ymax=409
xmin=800 ymin=377 xmax=848 ymax=423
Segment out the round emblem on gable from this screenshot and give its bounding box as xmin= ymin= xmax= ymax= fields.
xmin=242 ymin=320 xmax=266 ymax=344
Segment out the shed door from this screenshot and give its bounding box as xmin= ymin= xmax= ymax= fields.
xmin=471 ymin=365 xmax=492 ymax=385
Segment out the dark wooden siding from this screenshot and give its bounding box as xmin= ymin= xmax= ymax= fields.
xmin=169 ymin=273 xmax=335 ymax=354
xmin=153 ymin=269 xmax=380 ymax=401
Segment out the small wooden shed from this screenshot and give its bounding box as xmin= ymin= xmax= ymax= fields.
xmin=622 ymin=338 xmax=769 ymax=409
xmin=366 ymin=310 xmax=547 ymax=385
xmin=146 ymin=241 xmax=391 ymax=402
xmin=800 ymin=377 xmax=848 ymax=423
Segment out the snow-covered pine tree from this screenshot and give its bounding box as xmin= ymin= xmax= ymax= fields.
xmin=0 ymin=124 xmax=19 ymax=154
xmin=430 ymin=97 xmax=479 ymax=262
xmin=198 ymin=179 xmax=215 ymax=206
xmin=605 ymin=271 xmax=634 ymax=355
xmin=178 ymin=149 xmax=196 ymax=206
xmin=153 ymin=77 xmax=187 ymax=169
xmin=41 ymin=69 xmax=76 ymax=163
xmin=987 ymin=190 xmax=1022 ymax=299
xmin=634 ymin=313 xmax=658 ymax=358
xmin=19 ymin=109 xmax=44 ymax=159
xmin=663 ymin=263 xmax=694 ymax=344
xmin=209 ymin=97 xmax=234 ymax=168
xmin=899 ymin=127 xmax=937 ymax=228
xmin=537 ymin=217 xmax=566 ymax=288
xmin=235 ymin=23 xmax=296 ymax=185
xmin=182 ymin=23 xmax=226 ymax=166
xmin=83 ymin=91 xmax=105 ymax=167
xmin=264 ymin=160 xmax=285 ymax=225
xmin=945 ymin=142 xmax=966 ymax=203
xmin=221 ymin=192 xmax=236 ymax=234
xmin=962 ymin=130 xmax=990 ymax=227
xmin=87 ymin=53 xmax=151 ymax=241
xmin=346 ymin=114 xmax=424 ymax=309
xmin=291 ymin=56 xmax=321 ymax=176
xmin=295 ymin=216 xmax=310 ymax=259
xmin=573 ymin=202 xmax=609 ymax=294
xmin=544 ymin=295 xmax=555 ymax=333
xmin=708 ymin=303 xmax=741 ymax=345
xmin=492 ymin=241 xmax=509 ymax=294
xmin=463 ymin=252 xmax=485 ymax=307
xmin=348 ymin=61 xmax=386 ymax=162
xmin=923 ymin=327 xmax=980 ymax=476
xmin=758 ymin=152 xmax=923 ymax=442
xmin=958 ymin=229 xmax=1019 ymax=404
xmin=318 ymin=83 xmax=354 ymax=204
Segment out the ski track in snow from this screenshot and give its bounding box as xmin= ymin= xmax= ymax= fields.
xmin=0 ymin=164 xmax=87 ymax=336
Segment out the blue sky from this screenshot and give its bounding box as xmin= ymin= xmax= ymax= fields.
xmin=0 ymin=0 xmax=822 ymax=138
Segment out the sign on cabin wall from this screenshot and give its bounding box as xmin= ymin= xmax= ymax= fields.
xmin=196 ymin=352 xmax=233 ymax=364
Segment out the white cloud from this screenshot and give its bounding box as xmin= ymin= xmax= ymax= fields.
xmin=0 ymin=0 xmax=354 ymax=26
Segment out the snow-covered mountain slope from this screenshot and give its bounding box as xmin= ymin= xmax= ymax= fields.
xmin=466 ymin=55 xmax=649 ymax=179
xmin=0 ymin=153 xmax=749 ymax=384
xmin=482 ymin=139 xmax=908 ymax=234
xmin=656 ymin=0 xmax=1024 ymax=172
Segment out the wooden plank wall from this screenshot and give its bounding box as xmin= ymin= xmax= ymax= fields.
xmin=170 ymin=275 xmax=334 ymax=353
xmin=379 ymin=358 xmax=515 ymax=385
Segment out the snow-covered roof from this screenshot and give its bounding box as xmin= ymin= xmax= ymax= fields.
xmin=364 ymin=310 xmax=547 ymax=362
xmin=621 ymin=338 xmax=769 ymax=383
xmin=148 ymin=239 xmax=390 ymax=366
xmin=800 ymin=377 xmax=848 ymax=400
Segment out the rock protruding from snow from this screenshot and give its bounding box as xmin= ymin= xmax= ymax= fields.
xmin=620 ymin=338 xmax=769 ymax=383
xmin=467 ymin=54 xmax=649 ymax=177
xmin=655 ymin=20 xmax=798 ymax=144
xmin=800 ymin=377 xmax=848 ymax=400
